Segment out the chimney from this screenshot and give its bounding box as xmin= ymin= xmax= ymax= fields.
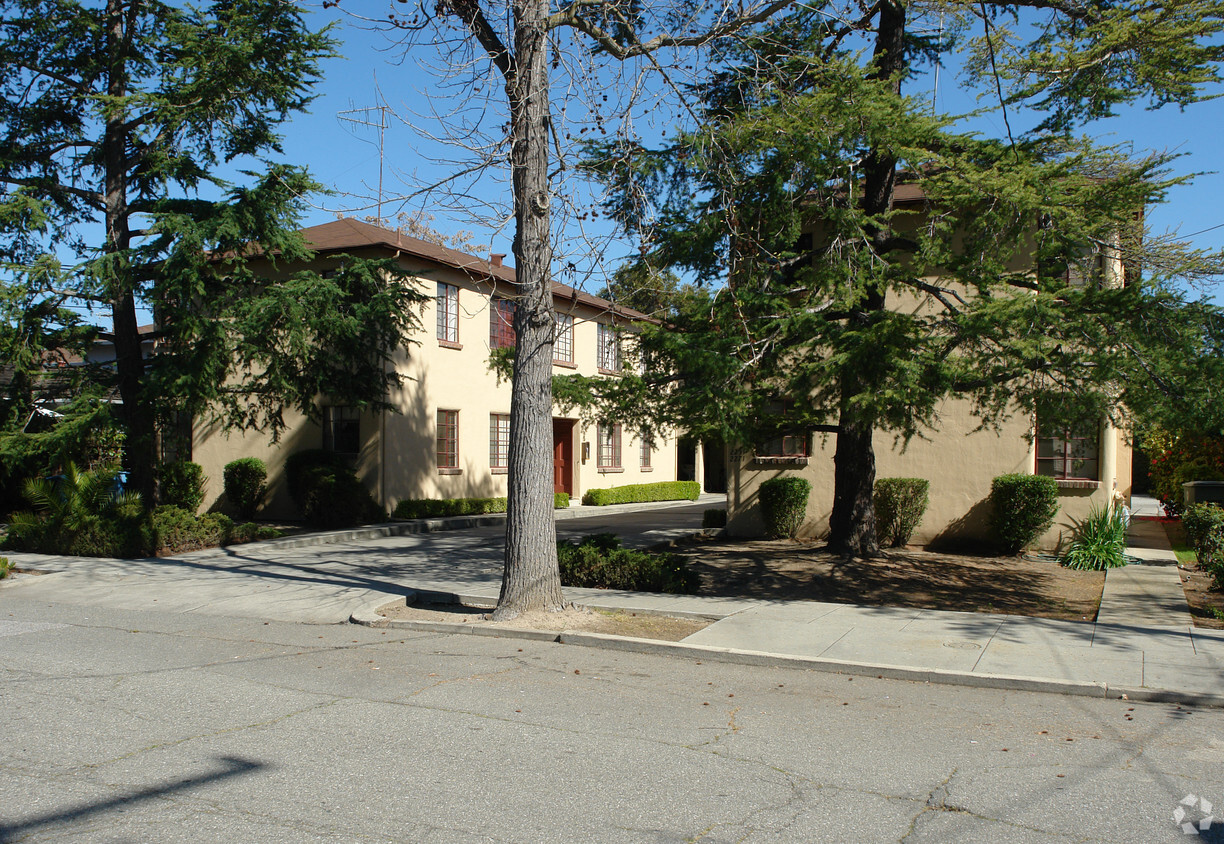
xmin=490 ymin=253 xmax=506 ymax=267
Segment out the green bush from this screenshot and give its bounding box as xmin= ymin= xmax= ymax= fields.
xmin=1184 ymin=503 xmax=1224 ymax=589
xmin=393 ymin=493 xmax=570 ymax=520
xmin=223 ymin=458 xmax=266 ymax=520
xmin=873 ymin=478 xmax=930 ymax=547
xmin=989 ymin=474 xmax=1060 ymax=553
xmin=758 ymin=476 xmax=811 ymax=539
xmin=557 ymin=533 xmax=696 ymax=593
xmin=0 ymin=556 xmax=11 ymax=578
xmin=284 ymin=450 xmax=383 ymax=528
xmin=581 ymin=481 xmax=700 ymax=506
xmin=152 ymin=506 xmax=233 ymax=553
xmin=3 ymin=463 xmax=156 ymax=558
xmin=158 ymin=461 xmax=206 ymax=514
xmin=1060 ymin=505 xmax=1129 ymax=571
xmin=230 ymin=522 xmax=283 ymax=544
xmin=703 ymin=508 xmax=727 ymax=528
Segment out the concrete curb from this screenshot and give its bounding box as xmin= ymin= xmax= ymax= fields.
xmin=349 ymin=598 xmax=1224 ymax=708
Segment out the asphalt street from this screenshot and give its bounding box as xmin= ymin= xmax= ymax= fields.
xmin=3 ymin=595 xmax=1223 ymax=843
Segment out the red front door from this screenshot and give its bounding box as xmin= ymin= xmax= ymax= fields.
xmin=552 ymin=418 xmax=574 ymax=496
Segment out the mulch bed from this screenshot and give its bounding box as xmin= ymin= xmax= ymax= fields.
xmin=671 ymin=538 xmax=1104 ymax=622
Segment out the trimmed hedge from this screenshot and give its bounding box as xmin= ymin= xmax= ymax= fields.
xmin=557 ymin=533 xmax=696 ymax=593
xmin=223 ymin=458 xmax=266 ymax=520
xmin=158 ymin=461 xmax=206 ymax=514
xmin=1184 ymin=503 xmax=1224 ymax=589
xmin=873 ymin=478 xmax=930 ymax=547
xmin=394 ymin=493 xmax=570 ymax=520
xmin=284 ymin=450 xmax=384 ymax=528
xmin=581 ymin=481 xmax=700 ymax=506
xmin=703 ymin=508 xmax=727 ymax=528
xmin=758 ymin=476 xmax=811 ymax=539
xmin=990 ymin=473 xmax=1059 ymax=553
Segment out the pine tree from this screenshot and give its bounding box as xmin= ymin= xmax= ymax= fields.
xmin=586 ymin=4 xmax=1224 ymax=556
xmin=0 ymin=0 xmax=426 ymax=501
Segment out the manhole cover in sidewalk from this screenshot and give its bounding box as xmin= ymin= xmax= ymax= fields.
xmin=943 ymin=640 xmax=983 ymax=650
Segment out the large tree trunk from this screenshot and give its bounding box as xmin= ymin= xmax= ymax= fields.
xmin=495 ymin=0 xmax=564 ymax=619
xmin=827 ymin=0 xmax=906 ymax=557
xmin=103 ymin=0 xmax=156 ymax=502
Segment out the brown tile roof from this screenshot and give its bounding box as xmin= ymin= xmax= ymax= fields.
xmin=299 ymin=218 xmax=653 ymax=322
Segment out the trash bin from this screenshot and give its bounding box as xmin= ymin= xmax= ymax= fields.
xmin=1183 ymin=480 xmax=1224 ymax=506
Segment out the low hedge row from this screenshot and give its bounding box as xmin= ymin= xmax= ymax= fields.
xmin=581 ymin=481 xmax=700 ymax=507
xmin=394 ymin=493 xmax=569 ymax=520
xmin=1184 ymin=503 xmax=1224 ymax=589
xmin=557 ymin=533 xmax=696 ymax=593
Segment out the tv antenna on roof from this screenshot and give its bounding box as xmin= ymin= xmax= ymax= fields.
xmin=339 ymin=82 xmax=392 ymax=223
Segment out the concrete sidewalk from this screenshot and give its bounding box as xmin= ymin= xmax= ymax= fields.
xmin=6 ymin=496 xmax=1222 ymax=706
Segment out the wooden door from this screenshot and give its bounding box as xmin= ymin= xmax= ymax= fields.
xmin=552 ymin=418 xmax=573 ymax=496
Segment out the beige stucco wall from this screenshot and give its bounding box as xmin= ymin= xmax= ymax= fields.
xmin=726 ymin=399 xmax=1132 ymax=552
xmin=192 ymin=254 xmax=679 ymax=520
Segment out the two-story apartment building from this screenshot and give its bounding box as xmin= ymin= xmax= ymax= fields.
xmin=189 ymin=218 xmax=682 ymax=519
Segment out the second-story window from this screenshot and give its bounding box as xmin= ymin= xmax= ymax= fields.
xmin=598 ymin=323 xmax=621 ymax=372
xmin=490 ymin=298 xmax=516 ymax=349
xmin=554 ymin=313 xmax=574 ymax=364
xmin=437 ymin=283 xmax=459 ymax=344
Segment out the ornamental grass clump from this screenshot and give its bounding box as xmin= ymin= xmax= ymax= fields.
xmin=989 ymin=474 xmax=1059 ymax=553
xmin=1060 ymin=504 xmax=1129 ymax=571
xmin=758 ymin=477 xmax=811 ymax=539
xmin=873 ymin=478 xmax=930 ymax=547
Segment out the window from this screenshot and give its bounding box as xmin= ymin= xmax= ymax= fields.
xmin=160 ymin=411 xmax=193 ymax=463
xmin=323 ymin=406 xmax=361 ymax=455
xmin=437 ymin=283 xmax=459 ymax=344
xmin=640 ymin=432 xmax=652 ymax=470
xmin=1036 ymin=422 xmax=1099 ymax=480
xmin=490 ymin=298 xmax=516 ymax=349
xmin=554 ymin=313 xmax=575 ymax=364
xmin=597 ymin=423 xmax=622 ymax=469
xmin=490 ymin=413 xmax=510 ymax=471
xmin=756 ymin=433 xmax=809 ymax=458
xmin=436 ymin=409 xmax=459 ymax=471
xmin=598 ymin=323 xmax=621 ymax=372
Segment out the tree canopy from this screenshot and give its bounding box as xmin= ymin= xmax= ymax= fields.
xmin=0 ymin=0 xmax=426 ymax=501
xmin=583 ymin=2 xmax=1224 ymax=555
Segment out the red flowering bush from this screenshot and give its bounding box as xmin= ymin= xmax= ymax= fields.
xmin=1143 ymin=427 xmax=1224 ymax=516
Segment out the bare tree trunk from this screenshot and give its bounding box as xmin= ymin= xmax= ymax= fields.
xmin=104 ymin=0 xmax=156 ymax=502
xmin=495 ymin=0 xmax=564 ymax=619
xmin=826 ymin=0 xmax=906 ymax=558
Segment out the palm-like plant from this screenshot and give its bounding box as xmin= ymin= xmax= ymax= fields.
xmin=7 ymin=462 xmax=142 ymax=551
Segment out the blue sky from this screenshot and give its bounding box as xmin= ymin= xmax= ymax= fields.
xmin=276 ymin=6 xmax=1224 ymax=298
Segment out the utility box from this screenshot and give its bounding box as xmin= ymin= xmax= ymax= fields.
xmin=1183 ymin=480 xmax=1224 ymax=506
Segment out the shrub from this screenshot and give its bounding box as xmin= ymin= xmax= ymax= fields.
xmin=758 ymin=476 xmax=811 ymax=539
xmin=0 ymin=557 xmax=12 ymax=579
xmin=703 ymin=508 xmax=727 ymax=528
xmin=394 ymin=494 xmax=570 ymax=520
xmin=284 ymin=450 xmax=383 ymax=528
xmin=230 ymin=522 xmax=283 ymax=544
xmin=3 ymin=463 xmax=156 ymax=558
xmin=223 ymin=458 xmax=266 ymax=520
xmin=1060 ymin=505 xmax=1129 ymax=571
xmin=581 ymin=481 xmax=700 ymax=506
xmin=1143 ymin=427 xmax=1224 ymax=515
xmin=152 ymin=506 xmax=233 ymax=553
xmin=557 ymin=533 xmax=696 ymax=593
xmin=873 ymin=478 xmax=930 ymax=547
xmin=989 ymin=474 xmax=1059 ymax=553
xmin=1184 ymin=503 xmax=1224 ymax=589
xmin=158 ymin=461 xmax=206 ymax=514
